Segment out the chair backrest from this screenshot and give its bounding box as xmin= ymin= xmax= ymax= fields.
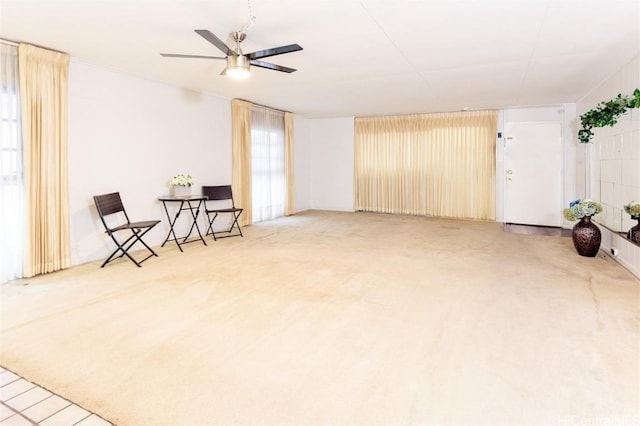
xmin=94 ymin=192 xmax=130 ymax=227
xmin=202 ymin=185 xmax=235 ymax=206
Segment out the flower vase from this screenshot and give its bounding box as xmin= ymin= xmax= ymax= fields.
xmin=628 ymin=218 xmax=640 ymax=244
xmin=572 ymin=216 xmax=601 ymax=257
xmin=171 ymin=185 xmax=191 ymax=197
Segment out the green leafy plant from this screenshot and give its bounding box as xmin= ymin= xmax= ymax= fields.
xmin=578 ymin=88 xmax=640 ymax=143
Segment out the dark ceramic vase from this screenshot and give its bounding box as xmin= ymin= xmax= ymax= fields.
xmin=628 ymin=218 xmax=640 ymax=244
xmin=572 ymin=216 xmax=601 ymax=257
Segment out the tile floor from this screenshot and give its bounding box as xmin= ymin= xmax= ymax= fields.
xmin=0 ymin=367 xmax=112 ymax=426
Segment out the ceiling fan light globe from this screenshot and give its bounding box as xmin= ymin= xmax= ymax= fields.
xmin=226 ymin=54 xmax=251 ymax=79
xmin=227 ymin=67 xmax=251 ymax=79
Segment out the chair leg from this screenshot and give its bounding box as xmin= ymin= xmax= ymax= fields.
xmin=102 ymin=228 xmax=158 ymax=268
xmin=205 ymin=212 xmax=219 ymax=241
xmin=125 ymin=228 xmax=158 ymax=266
xmin=206 ymin=211 xmax=243 ymax=241
xmin=229 ymin=212 xmax=243 ymax=237
xmin=102 ymin=232 xmax=138 ymax=267
xmin=132 ymin=227 xmax=159 ymax=257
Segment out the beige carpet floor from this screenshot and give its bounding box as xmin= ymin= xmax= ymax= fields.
xmin=1 ymin=210 xmax=638 ymax=425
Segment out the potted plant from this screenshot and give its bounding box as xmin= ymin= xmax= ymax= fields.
xmin=170 ymin=173 xmax=194 ymax=197
xmin=563 ymin=199 xmax=603 ymax=257
xmin=624 ymin=201 xmax=640 ymax=244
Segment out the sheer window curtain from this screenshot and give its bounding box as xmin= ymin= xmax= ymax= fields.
xmin=354 ymin=111 xmax=498 ymax=220
xmin=0 ymin=42 xmax=24 ymax=283
xmin=251 ymin=105 xmax=285 ymax=222
xmin=19 ymin=43 xmax=71 ymax=277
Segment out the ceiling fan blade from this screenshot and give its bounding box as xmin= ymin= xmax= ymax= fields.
xmin=248 ymin=44 xmax=303 ymax=60
xmin=160 ymin=53 xmax=226 ymax=59
xmin=194 ymin=29 xmax=231 ymax=56
xmin=250 ymin=60 xmax=297 ymax=73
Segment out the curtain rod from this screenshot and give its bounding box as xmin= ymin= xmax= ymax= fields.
xmin=1 ymin=38 xmax=19 ymax=47
xmin=236 ymin=98 xmax=290 ymax=114
xmin=0 ymin=39 xmax=67 ymax=55
xmin=252 ymin=103 xmax=286 ymax=114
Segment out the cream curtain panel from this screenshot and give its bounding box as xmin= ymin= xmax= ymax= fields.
xmin=354 ymin=110 xmax=498 ymax=220
xmin=231 ymin=99 xmax=253 ymax=226
xmin=284 ymin=112 xmax=295 ymax=216
xmin=18 ymin=43 xmax=70 ymax=277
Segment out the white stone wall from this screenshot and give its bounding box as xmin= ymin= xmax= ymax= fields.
xmin=577 ymin=55 xmax=640 ymax=278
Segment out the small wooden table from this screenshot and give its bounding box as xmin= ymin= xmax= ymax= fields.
xmin=158 ymin=195 xmax=208 ymax=252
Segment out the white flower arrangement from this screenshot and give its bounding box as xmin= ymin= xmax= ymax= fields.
xmin=624 ymin=201 xmax=640 ymax=219
xmin=170 ymin=174 xmax=194 ymax=187
xmin=563 ymin=199 xmax=602 ymax=221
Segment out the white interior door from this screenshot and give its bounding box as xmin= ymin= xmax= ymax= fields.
xmin=504 ymin=121 xmax=563 ymax=226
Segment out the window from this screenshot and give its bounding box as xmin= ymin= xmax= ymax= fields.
xmin=251 ymin=106 xmax=285 ymax=223
xmin=0 ymin=43 xmax=24 ymax=283
xmin=1 ymin=92 xmax=20 ymax=182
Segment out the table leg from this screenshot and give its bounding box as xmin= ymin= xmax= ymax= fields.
xmin=160 ymin=200 xmax=184 ymax=252
xmin=192 ymin=199 xmax=207 ymax=246
xmin=181 ymin=200 xmax=207 ymax=246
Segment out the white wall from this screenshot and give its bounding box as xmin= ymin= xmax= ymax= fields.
xmin=306 ymin=109 xmax=578 ymax=221
xmin=308 ymin=117 xmax=355 ymax=211
xmin=68 ymin=59 xmax=232 ymax=265
xmin=577 ymin=55 xmax=640 ymax=278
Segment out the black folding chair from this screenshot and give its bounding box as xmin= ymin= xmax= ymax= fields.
xmin=202 ymin=185 xmax=243 ymax=241
xmin=93 ymin=192 xmax=160 ymax=267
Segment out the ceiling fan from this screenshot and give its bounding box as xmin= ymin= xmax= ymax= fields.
xmin=161 ymin=29 xmax=303 ymax=79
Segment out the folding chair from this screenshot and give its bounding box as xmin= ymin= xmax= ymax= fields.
xmin=93 ymin=192 xmax=160 ymax=267
xmin=202 ymin=185 xmax=243 ymax=240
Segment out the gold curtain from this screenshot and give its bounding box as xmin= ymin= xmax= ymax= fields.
xmin=231 ymin=99 xmax=253 ymax=226
xmin=354 ymin=110 xmax=497 ymax=220
xmin=18 ymin=43 xmax=70 ymax=277
xmin=284 ymin=112 xmax=295 ymax=216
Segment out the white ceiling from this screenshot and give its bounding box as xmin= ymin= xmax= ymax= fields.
xmin=1 ymin=0 xmax=639 ymax=118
